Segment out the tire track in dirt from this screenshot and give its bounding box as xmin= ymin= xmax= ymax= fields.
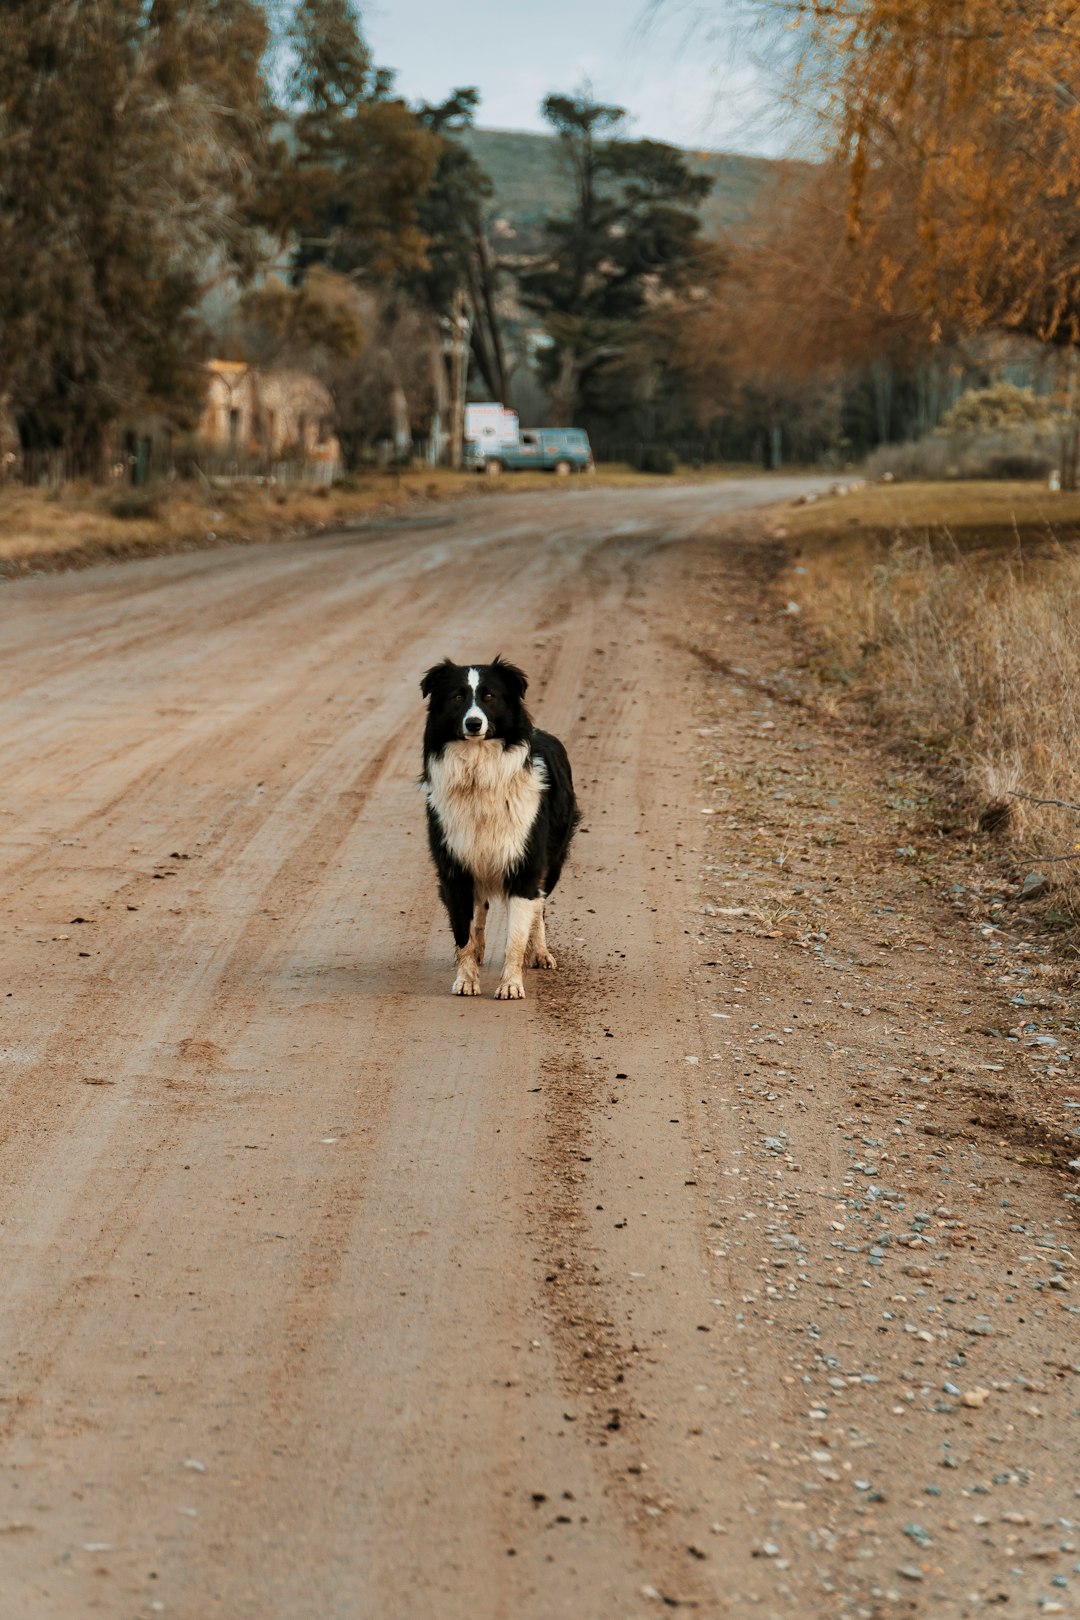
xmin=0 ymin=479 xmax=838 ymax=1619
xmin=0 ymin=525 xmax=566 ymax=1405
xmin=0 ymin=733 xmax=403 ymax=1434
xmin=525 ymin=563 xmax=723 ymax=1609
xmin=0 ymin=513 xmax=567 ymax=1347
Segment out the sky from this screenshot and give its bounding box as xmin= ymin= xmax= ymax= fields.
xmin=363 ymin=0 xmax=790 ymax=157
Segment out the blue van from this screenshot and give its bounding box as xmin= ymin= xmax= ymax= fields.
xmin=466 ymin=426 xmax=594 ymax=475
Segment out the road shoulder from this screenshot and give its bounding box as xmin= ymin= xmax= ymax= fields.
xmin=531 ymin=516 xmax=1080 ymax=1615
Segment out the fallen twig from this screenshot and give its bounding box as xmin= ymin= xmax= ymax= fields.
xmin=1010 ymin=789 xmax=1080 ymax=815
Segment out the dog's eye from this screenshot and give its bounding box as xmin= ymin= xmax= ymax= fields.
xmin=481 ymin=691 xmax=494 ymax=702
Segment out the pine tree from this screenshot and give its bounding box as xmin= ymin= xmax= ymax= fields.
xmin=517 ymin=91 xmax=711 ymax=425
xmin=410 ymin=89 xmax=508 ymax=403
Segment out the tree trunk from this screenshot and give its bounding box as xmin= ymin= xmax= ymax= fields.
xmin=465 ymin=256 xmax=500 ymax=400
xmin=1061 ymin=415 xmax=1080 ymax=491
xmin=429 ymin=342 xmax=448 ymax=466
xmin=474 ymin=232 xmax=508 ymax=402
xmin=390 ymin=383 xmax=410 ymax=461
xmin=549 ymin=348 xmax=579 ymax=427
xmin=870 ymin=358 xmax=893 ymax=445
xmin=448 ymin=288 xmax=471 ymax=468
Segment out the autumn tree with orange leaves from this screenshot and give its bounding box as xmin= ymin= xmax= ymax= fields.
xmin=659 ymin=150 xmax=965 ymax=463
xmin=760 ymin=0 xmax=1080 ymax=345
xmin=660 ymin=1 xmax=1080 ymax=464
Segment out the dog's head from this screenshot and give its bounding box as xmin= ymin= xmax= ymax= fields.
xmin=421 ymin=656 xmax=531 ymax=746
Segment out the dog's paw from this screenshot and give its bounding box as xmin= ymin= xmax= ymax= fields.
xmin=527 ymin=949 xmax=557 ymax=970
xmin=495 ymin=977 xmax=525 ymax=1000
xmin=452 ymin=972 xmax=481 ymax=996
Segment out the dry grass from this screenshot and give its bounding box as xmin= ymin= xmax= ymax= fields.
xmin=780 ymin=480 xmax=1080 ymax=911
xmin=783 ymin=478 xmax=1080 ymax=549
xmin=0 ymin=462 xmax=754 ymax=573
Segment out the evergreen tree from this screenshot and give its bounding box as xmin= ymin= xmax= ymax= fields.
xmin=518 ymin=91 xmax=712 ymax=426
xmin=410 ymin=89 xmax=507 ymax=403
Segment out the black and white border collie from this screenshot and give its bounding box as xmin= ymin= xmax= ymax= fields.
xmin=421 ymin=657 xmax=580 ymax=999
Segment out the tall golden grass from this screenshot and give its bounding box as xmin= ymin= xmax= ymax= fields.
xmin=792 ymin=525 xmax=1080 ymax=907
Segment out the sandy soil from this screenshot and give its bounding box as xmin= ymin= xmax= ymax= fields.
xmin=0 ymin=480 xmax=1076 ymax=1620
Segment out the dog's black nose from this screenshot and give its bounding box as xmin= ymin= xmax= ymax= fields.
xmin=465 ymin=715 xmax=483 ymax=735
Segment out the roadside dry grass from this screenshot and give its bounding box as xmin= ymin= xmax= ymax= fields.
xmin=775 ymin=479 xmax=1080 ymax=918
xmin=0 ymin=462 xmax=758 ymax=574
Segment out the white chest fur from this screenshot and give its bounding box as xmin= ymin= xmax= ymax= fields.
xmin=426 ymin=739 xmax=546 ymax=890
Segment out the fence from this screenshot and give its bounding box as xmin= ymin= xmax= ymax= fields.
xmin=190 ymin=445 xmax=337 ymax=487
xmin=6 ymin=440 xmax=338 ymax=490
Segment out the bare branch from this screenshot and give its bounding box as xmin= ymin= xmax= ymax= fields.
xmin=1009 ymin=789 xmax=1080 ymax=816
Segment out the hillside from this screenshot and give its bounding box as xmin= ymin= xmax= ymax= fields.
xmin=463 ymin=126 xmax=802 ymax=247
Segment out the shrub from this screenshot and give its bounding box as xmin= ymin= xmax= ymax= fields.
xmin=106 ymin=484 xmax=164 ymax=520
xmin=865 ymin=439 xmax=957 ymax=482
xmin=940 ymin=382 xmax=1056 ymax=436
xmin=637 ymin=444 xmax=678 ymax=475
xmin=983 ymin=451 xmax=1055 ymax=481
xmin=866 ymin=427 xmax=1060 ymax=484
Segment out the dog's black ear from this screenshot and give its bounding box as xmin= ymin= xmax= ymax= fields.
xmin=491 ymin=655 xmax=528 ymax=699
xmin=421 ymin=659 xmax=456 ymax=700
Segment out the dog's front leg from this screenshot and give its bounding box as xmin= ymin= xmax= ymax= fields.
xmin=496 ymin=896 xmax=540 ymax=1000
xmin=443 ymin=869 xmax=481 ymax=996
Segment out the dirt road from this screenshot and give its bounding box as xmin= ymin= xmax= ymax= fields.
xmin=0 ymin=481 xmax=1077 ymax=1620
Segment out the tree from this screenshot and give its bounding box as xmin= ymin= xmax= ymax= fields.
xmin=267 ymin=0 xmax=439 ymax=282
xmin=233 ymin=265 xmax=367 ymax=373
xmin=0 ymin=0 xmax=273 ymax=475
xmin=320 ymin=291 xmax=438 ymax=467
xmin=517 ymin=90 xmax=712 ymax=425
xmin=245 ymin=0 xmax=442 ymax=462
xmin=409 ymin=89 xmax=508 ymax=404
xmin=748 ymin=2 xmax=1080 ymax=346
xmin=660 ymin=242 xmax=843 ymax=467
xmin=233 ymin=268 xmax=438 ymax=469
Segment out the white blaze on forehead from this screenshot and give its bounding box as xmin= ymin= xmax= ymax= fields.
xmin=464 ymin=666 xmax=488 ymax=736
